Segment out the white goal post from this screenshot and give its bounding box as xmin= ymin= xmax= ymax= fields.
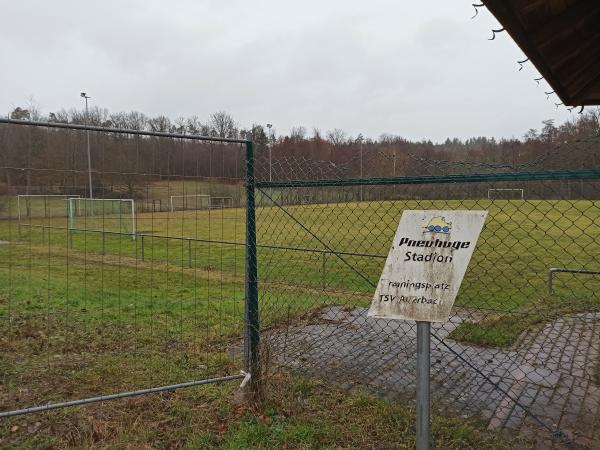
xmin=17 ymin=194 xmax=81 ymax=220
xmin=169 ymin=194 xmax=211 ymax=212
xmin=210 ymin=196 xmax=234 ymax=209
xmin=487 ymin=188 xmax=524 ymax=200
xmin=300 ymin=194 xmax=313 ymax=205
xmin=67 ymin=198 xmax=136 ymax=239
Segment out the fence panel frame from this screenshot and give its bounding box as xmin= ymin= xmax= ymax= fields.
xmin=251 ymin=161 xmax=600 ymax=449
xmin=0 ymin=118 xmax=252 ymax=418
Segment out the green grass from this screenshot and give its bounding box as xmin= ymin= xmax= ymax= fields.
xmin=4 ymin=198 xmax=599 ymax=346
xmin=0 ymin=374 xmax=521 ymax=449
xmin=0 ymin=196 xmax=597 ymax=447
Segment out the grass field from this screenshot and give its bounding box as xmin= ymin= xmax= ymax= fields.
xmin=5 ymin=198 xmax=599 ymax=344
xmin=0 ymin=196 xmax=598 ymax=447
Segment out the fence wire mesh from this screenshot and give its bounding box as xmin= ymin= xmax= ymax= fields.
xmin=253 ymin=138 xmax=600 ymax=449
xmin=0 ymin=120 xmax=248 ymax=419
xmin=2 ymin=118 xmax=600 ymax=448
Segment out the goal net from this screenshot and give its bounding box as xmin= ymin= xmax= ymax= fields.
xmin=487 ymin=188 xmax=524 ymax=200
xmin=17 ymin=194 xmax=81 ymax=220
xmin=210 ymin=196 xmax=234 ymax=209
xmin=300 ymin=194 xmax=313 ymax=205
xmin=169 ymin=194 xmax=211 ymax=212
xmin=68 ymin=198 xmax=136 ymax=238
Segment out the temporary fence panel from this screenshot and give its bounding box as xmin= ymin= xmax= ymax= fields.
xmin=0 ymin=119 xmax=250 ymax=418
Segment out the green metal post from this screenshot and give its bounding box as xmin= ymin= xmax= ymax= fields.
xmin=244 ymin=140 xmax=260 ymax=394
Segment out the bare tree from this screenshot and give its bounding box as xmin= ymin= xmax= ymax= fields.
xmin=312 ymin=128 xmax=322 ymax=141
xmin=186 ymin=116 xmax=202 ymax=135
xmin=174 ymin=117 xmax=187 ymax=134
xmin=48 ymin=109 xmax=69 ymax=123
xmin=108 ymin=111 xmax=147 ymax=130
xmin=148 ymin=115 xmax=172 ymax=133
xmin=127 ymin=111 xmax=147 ymax=131
xmin=109 ymin=112 xmax=129 ymax=129
xmin=326 ymin=128 xmax=347 ymax=145
xmin=200 ymin=123 xmax=212 ymax=136
xmin=71 ymin=106 xmax=109 ymax=126
xmin=210 ymin=111 xmax=237 ymax=138
xmin=290 ymin=126 xmax=306 ymax=141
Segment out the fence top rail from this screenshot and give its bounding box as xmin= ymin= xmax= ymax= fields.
xmin=17 ymin=194 xmax=82 ymax=197
xmin=0 ymin=118 xmax=250 ymax=145
xmin=170 ymin=194 xmax=211 ymax=198
xmin=548 ymin=268 xmax=600 ymax=275
xmin=255 ymin=168 xmax=600 ymax=188
xmin=70 ymin=198 xmax=135 ymax=202
xmin=488 ymin=188 xmax=525 ymax=191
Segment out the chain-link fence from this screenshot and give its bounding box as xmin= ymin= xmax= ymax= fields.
xmin=2 ymin=117 xmax=600 ymax=448
xmin=251 ymin=138 xmax=600 ymax=449
xmin=0 ymin=119 xmax=251 ymax=418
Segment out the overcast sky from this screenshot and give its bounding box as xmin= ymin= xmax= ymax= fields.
xmin=1 ymin=0 xmax=573 ymax=142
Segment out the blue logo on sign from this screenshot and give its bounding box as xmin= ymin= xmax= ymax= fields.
xmin=424 ymin=217 xmax=452 ymax=234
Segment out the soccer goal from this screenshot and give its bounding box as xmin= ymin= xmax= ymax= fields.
xmin=169 ymin=194 xmax=211 ymax=212
xmin=487 ymin=188 xmax=524 ymax=200
xmin=67 ymin=198 xmax=136 ymax=239
xmin=17 ymin=194 xmax=81 ymax=220
xmin=210 ymin=196 xmax=234 ymax=209
xmin=300 ymin=194 xmax=313 ymax=205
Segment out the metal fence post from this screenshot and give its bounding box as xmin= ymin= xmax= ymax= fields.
xmin=548 ymin=268 xmax=555 ymax=295
xmin=322 ymin=250 xmax=327 ymax=289
xmin=547 ymin=268 xmax=600 ymax=295
xmin=188 ymin=239 xmax=192 ymax=268
xmin=244 ymin=140 xmax=260 ymax=395
xmin=416 ymin=321 xmax=431 ymax=450
xmin=102 ymin=232 xmax=106 ymax=255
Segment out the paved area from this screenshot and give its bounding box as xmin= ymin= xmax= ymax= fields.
xmin=266 ymin=306 xmax=600 ymax=449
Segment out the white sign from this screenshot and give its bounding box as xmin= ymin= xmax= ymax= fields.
xmin=368 ymin=210 xmax=487 ymax=323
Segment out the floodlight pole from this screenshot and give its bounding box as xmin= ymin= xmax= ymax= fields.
xmin=80 ymin=92 xmax=93 ymax=198
xmin=359 ymin=139 xmax=364 ymax=202
xmin=416 ymin=321 xmax=431 ymax=450
xmin=393 ymin=150 xmax=397 ymax=198
xmin=267 ymin=123 xmax=273 ymax=182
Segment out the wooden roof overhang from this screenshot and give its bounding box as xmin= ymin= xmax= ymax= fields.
xmin=482 ymin=0 xmax=600 ymax=106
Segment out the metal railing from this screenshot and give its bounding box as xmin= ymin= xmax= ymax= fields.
xmin=548 ymin=267 xmax=600 ymax=294
xmin=25 ymin=225 xmax=600 ymax=299
xmin=0 ymin=374 xmax=244 ymax=419
xmin=19 ymin=223 xmax=387 ymax=283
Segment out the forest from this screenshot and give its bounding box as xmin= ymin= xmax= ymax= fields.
xmin=1 ymin=106 xmax=599 ymax=204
